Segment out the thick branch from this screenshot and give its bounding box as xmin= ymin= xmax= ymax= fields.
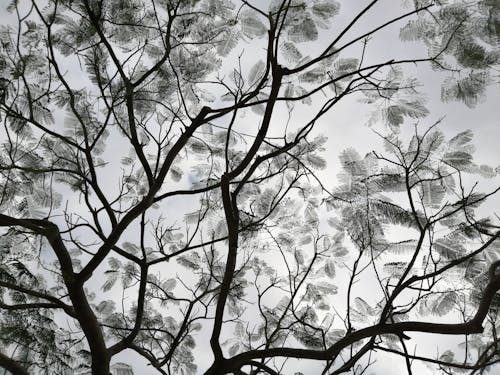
xmin=209 ymin=174 xmax=240 ymax=362
xmin=78 ymin=107 xmax=211 ymax=281
xmin=204 ymin=265 xmax=500 ymax=374
xmin=0 ymin=351 xmax=29 ymax=375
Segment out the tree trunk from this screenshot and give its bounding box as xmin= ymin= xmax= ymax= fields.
xmin=68 ymin=285 xmax=110 ymax=375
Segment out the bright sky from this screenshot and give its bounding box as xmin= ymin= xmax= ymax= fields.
xmin=0 ymin=1 xmax=499 ymax=374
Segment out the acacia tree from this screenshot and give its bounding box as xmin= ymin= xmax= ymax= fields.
xmin=0 ymin=0 xmax=499 ymax=374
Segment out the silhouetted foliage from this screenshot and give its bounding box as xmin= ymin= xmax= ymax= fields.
xmin=0 ymin=1 xmax=499 ymax=374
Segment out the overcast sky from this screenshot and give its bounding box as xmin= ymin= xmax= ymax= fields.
xmin=1 ymin=1 xmax=499 ymax=374
xmin=115 ymin=0 xmax=500 ymax=368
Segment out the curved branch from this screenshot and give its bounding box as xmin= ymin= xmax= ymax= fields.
xmin=374 ymin=345 xmax=500 ymax=372
xmin=205 ymin=263 xmax=500 ymax=374
xmin=0 ymin=351 xmax=29 ymax=375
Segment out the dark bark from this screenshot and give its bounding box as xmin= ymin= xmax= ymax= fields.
xmin=0 ymin=214 xmax=111 ymax=374
xmin=209 ymin=173 xmax=240 ymax=364
xmin=204 ymin=265 xmax=500 ymax=374
xmin=0 ymin=351 xmax=29 ymax=375
xmin=67 ymin=285 xmax=110 ymax=374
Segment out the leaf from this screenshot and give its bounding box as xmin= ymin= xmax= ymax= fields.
xmin=294 ymin=85 xmax=312 ymax=105
xmin=432 ymin=291 xmax=457 ymax=316
xmin=247 ymin=60 xmax=265 ymax=86
xmin=304 ymin=282 xmax=338 ymax=305
xmin=298 ymin=67 xmax=325 ymax=83
xmin=220 ymin=92 xmax=234 ymax=102
xmin=304 ymin=203 xmax=319 ymax=227
xmin=333 ymin=58 xmax=359 ymax=76
xmin=122 ymin=242 xmax=139 ymax=255
xmin=234 ymin=322 xmax=245 ymax=338
xmin=339 ymin=148 xmax=363 ymax=175
xmin=385 ymin=240 xmax=418 ymax=255
xmin=354 ymin=297 xmax=376 ymax=316
xmin=284 ymin=83 xmax=295 ymax=110
xmin=311 ymin=0 xmax=340 ymax=22
xmin=386 ymin=98 xmax=428 ymax=127
xmin=110 ymin=363 xmax=134 ymax=375
xmin=101 ymin=271 xmax=118 ymax=292
xmin=399 ymin=17 xmax=433 ymax=42
xmin=447 ymin=130 xmax=474 ymax=151
xmin=170 ymin=165 xmax=183 ymax=182
xmin=439 ymin=350 xmax=455 ymax=362
xmin=288 ymin=15 xmax=318 ymax=43
xmin=95 ymin=300 xmax=115 ymax=316
xmin=372 ymin=172 xmax=406 ymax=192
xmin=251 ymin=102 xmax=266 ymax=115
xmin=327 ymin=217 xmax=341 ymax=228
xmin=324 ymin=260 xmax=335 ymax=278
xmin=421 ymin=180 xmax=447 ymax=208
xmin=217 ymin=29 xmax=239 ymax=56
xmin=293 ymin=329 xmax=323 ymax=348
xmin=455 ymin=41 xmax=496 ymax=69
xmin=162 ymin=278 xmax=177 ymax=291
xmin=189 ymin=139 xmax=208 ymax=154
xmin=108 ymin=258 xmax=121 ymax=271
xmin=278 ymin=232 xmax=295 ymax=247
xmin=228 ymin=343 xmax=240 ymax=357
xmin=327 ymin=329 xmax=346 ymax=343
xmin=121 ymin=156 xmax=134 ymax=165
xmin=354 ymin=365 xmax=364 ymax=375
xmin=11 ymin=261 xmax=36 ymax=281
xmin=177 ymin=253 xmax=201 ymax=270
xmin=323 ymin=236 xmax=331 ymax=250
xmin=240 ymin=12 xmax=267 ymax=38
xmin=478 ymin=164 xmax=496 ymax=178
xmin=383 ymin=261 xmax=408 ymax=277
xmin=442 ymin=151 xmax=473 ymax=170
xmin=214 ymin=219 xmax=228 ymax=238
xmin=306 ymin=154 xmax=326 ymax=170
xmin=276 ymin=296 xmax=291 ymax=313
xmin=294 ymin=249 xmax=305 ymax=265
xmin=332 ymin=246 xmax=348 ymax=257
xmin=281 ymin=41 xmax=303 ymax=63
xmin=255 ymin=188 xmax=275 ymax=216
xmin=421 ymin=130 xmax=444 ymax=152
xmin=441 ymin=72 xmax=488 ymax=108
xmin=370 ymin=200 xmax=419 ymax=228
xmin=435 ymin=238 xmax=466 ymax=260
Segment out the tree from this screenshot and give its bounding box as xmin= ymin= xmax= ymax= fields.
xmin=0 ymin=0 xmax=498 ymax=374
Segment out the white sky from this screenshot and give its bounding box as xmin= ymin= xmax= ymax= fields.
xmin=0 ymin=1 xmax=499 ymax=374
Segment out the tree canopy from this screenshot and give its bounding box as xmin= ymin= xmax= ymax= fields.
xmin=0 ymin=0 xmax=499 ymax=374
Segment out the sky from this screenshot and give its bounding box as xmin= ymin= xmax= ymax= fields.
xmin=0 ymin=0 xmax=499 ymax=374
